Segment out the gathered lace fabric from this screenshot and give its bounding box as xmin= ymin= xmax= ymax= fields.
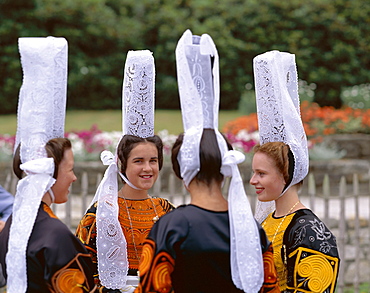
xmin=122 ymin=50 xmax=155 ymax=138
xmin=95 ymin=151 xmax=129 ymax=289
xmin=7 ymin=37 xmax=67 ymax=293
xmin=253 ymin=50 xmax=309 ymax=223
xmin=221 ymin=151 xmax=264 ymax=292
xmin=14 ymin=37 xmax=67 ymax=161
xmin=175 ymin=29 xmax=263 ymax=292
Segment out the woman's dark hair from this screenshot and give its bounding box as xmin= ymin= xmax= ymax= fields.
xmin=13 ymin=138 xmax=72 ymax=180
xmin=117 ymin=134 xmax=163 ymax=176
xmin=171 ymin=128 xmax=232 ymax=185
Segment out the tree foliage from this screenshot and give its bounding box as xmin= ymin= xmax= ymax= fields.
xmin=0 ymin=0 xmax=369 ymax=113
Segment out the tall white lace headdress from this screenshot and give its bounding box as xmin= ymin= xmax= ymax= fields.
xmin=253 ymin=50 xmax=309 ymax=223
xmin=6 ymin=36 xmax=68 ymax=293
xmin=175 ymin=29 xmax=263 ymax=292
xmin=90 ymin=50 xmax=155 ymax=289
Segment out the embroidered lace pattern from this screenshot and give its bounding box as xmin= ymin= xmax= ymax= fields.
xmin=6 ymin=37 xmax=67 ymax=293
xmin=95 ymin=151 xmax=128 ymax=289
xmin=175 ymin=29 xmax=263 ymax=292
xmin=253 ymin=51 xmax=309 ymax=223
xmin=122 ymin=50 xmax=155 ymax=138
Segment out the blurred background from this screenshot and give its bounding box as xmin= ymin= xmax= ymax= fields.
xmin=0 ymin=0 xmax=369 ymax=116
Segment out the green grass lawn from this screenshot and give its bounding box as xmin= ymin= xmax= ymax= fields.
xmin=0 ymin=109 xmax=242 ymax=135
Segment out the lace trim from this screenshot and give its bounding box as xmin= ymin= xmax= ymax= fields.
xmin=6 ymin=158 xmax=56 ymax=293
xmin=122 ymin=50 xmax=155 ymax=138
xmin=94 ymin=151 xmax=128 ymax=289
xmin=15 ymin=37 xmax=67 ymax=162
xmin=223 ymin=151 xmax=264 ymax=292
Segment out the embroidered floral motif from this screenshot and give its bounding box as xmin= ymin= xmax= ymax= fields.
xmin=293 ymin=224 xmax=309 ymax=247
xmin=310 ymin=218 xmax=332 ymax=241
xmin=320 ymin=241 xmax=335 ymax=254
xmin=102 ymin=217 xmax=121 ymax=242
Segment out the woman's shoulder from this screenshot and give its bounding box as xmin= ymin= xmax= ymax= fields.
xmin=34 ymin=208 xmax=83 ymax=248
xmin=286 ymin=209 xmax=339 ymax=256
xmin=290 ymin=209 xmax=332 ymax=232
xmin=85 ymin=201 xmax=98 ymax=214
xmin=152 ymin=197 xmax=176 ymax=211
xmin=75 ymin=202 xmax=98 ymax=234
xmin=78 ymin=202 xmax=98 ymax=222
xmin=152 ymin=204 xmax=191 ymax=227
xmin=292 ymin=209 xmax=329 ymax=228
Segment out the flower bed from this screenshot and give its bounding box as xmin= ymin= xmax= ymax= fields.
xmin=0 ymin=126 xmax=178 ymax=162
xmin=222 ymin=101 xmax=370 ymax=158
xmin=0 ymin=102 xmax=369 ymax=162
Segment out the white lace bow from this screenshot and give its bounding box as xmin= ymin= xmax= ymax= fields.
xmin=93 ymin=150 xmax=129 ymax=289
xmin=175 ymin=29 xmax=264 ymax=292
xmin=253 ymin=50 xmax=309 ymax=223
xmin=7 ymin=158 xmax=56 ymax=293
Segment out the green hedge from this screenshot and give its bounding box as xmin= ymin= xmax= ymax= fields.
xmin=0 ymin=0 xmax=369 ymax=114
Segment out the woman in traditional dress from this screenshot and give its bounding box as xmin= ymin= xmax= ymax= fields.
xmin=76 ymin=134 xmax=174 ymax=292
xmin=0 ymin=36 xmax=95 ymax=293
xmin=75 ymin=50 xmax=174 ymax=292
xmin=250 ymin=142 xmax=340 ymax=292
xmin=136 ymin=29 xmax=279 ymax=293
xmin=251 ymin=50 xmax=340 ymax=292
xmin=0 ymin=139 xmax=96 ymax=292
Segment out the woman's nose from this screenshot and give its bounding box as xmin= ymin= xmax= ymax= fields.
xmin=249 ymin=174 xmax=257 ymax=185
xmin=142 ymin=161 xmax=151 ymax=171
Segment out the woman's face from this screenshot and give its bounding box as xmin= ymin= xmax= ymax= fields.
xmin=250 ymin=151 xmax=286 ymax=202
xmin=51 ymin=148 xmax=77 ymax=204
xmin=125 ymin=142 xmax=159 ymax=190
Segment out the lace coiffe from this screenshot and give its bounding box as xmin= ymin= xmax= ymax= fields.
xmin=6 ymin=37 xmax=68 ymax=293
xmin=253 ymin=50 xmax=309 ymax=223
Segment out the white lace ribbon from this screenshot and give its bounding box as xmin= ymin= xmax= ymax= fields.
xmin=221 ymin=151 xmax=264 ymax=292
xmin=94 ymin=151 xmax=128 ymax=289
xmin=6 ymin=157 xmax=56 ymax=293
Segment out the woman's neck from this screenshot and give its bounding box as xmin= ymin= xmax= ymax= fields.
xmin=188 ymin=180 xmax=228 ymax=211
xmin=118 ymin=184 xmax=149 ymax=200
xmin=274 ymin=186 xmax=304 ymax=217
xmin=41 ymin=191 xmax=53 ymax=206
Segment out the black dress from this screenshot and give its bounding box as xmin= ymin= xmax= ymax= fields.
xmin=262 ymin=209 xmax=340 ymax=292
xmin=137 ymin=204 xmax=280 ymax=293
xmin=0 ymin=202 xmax=95 ymax=292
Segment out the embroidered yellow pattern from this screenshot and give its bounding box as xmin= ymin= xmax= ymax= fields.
xmin=262 ymin=212 xmax=295 ymax=290
xmin=288 ymin=247 xmax=339 ymax=293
